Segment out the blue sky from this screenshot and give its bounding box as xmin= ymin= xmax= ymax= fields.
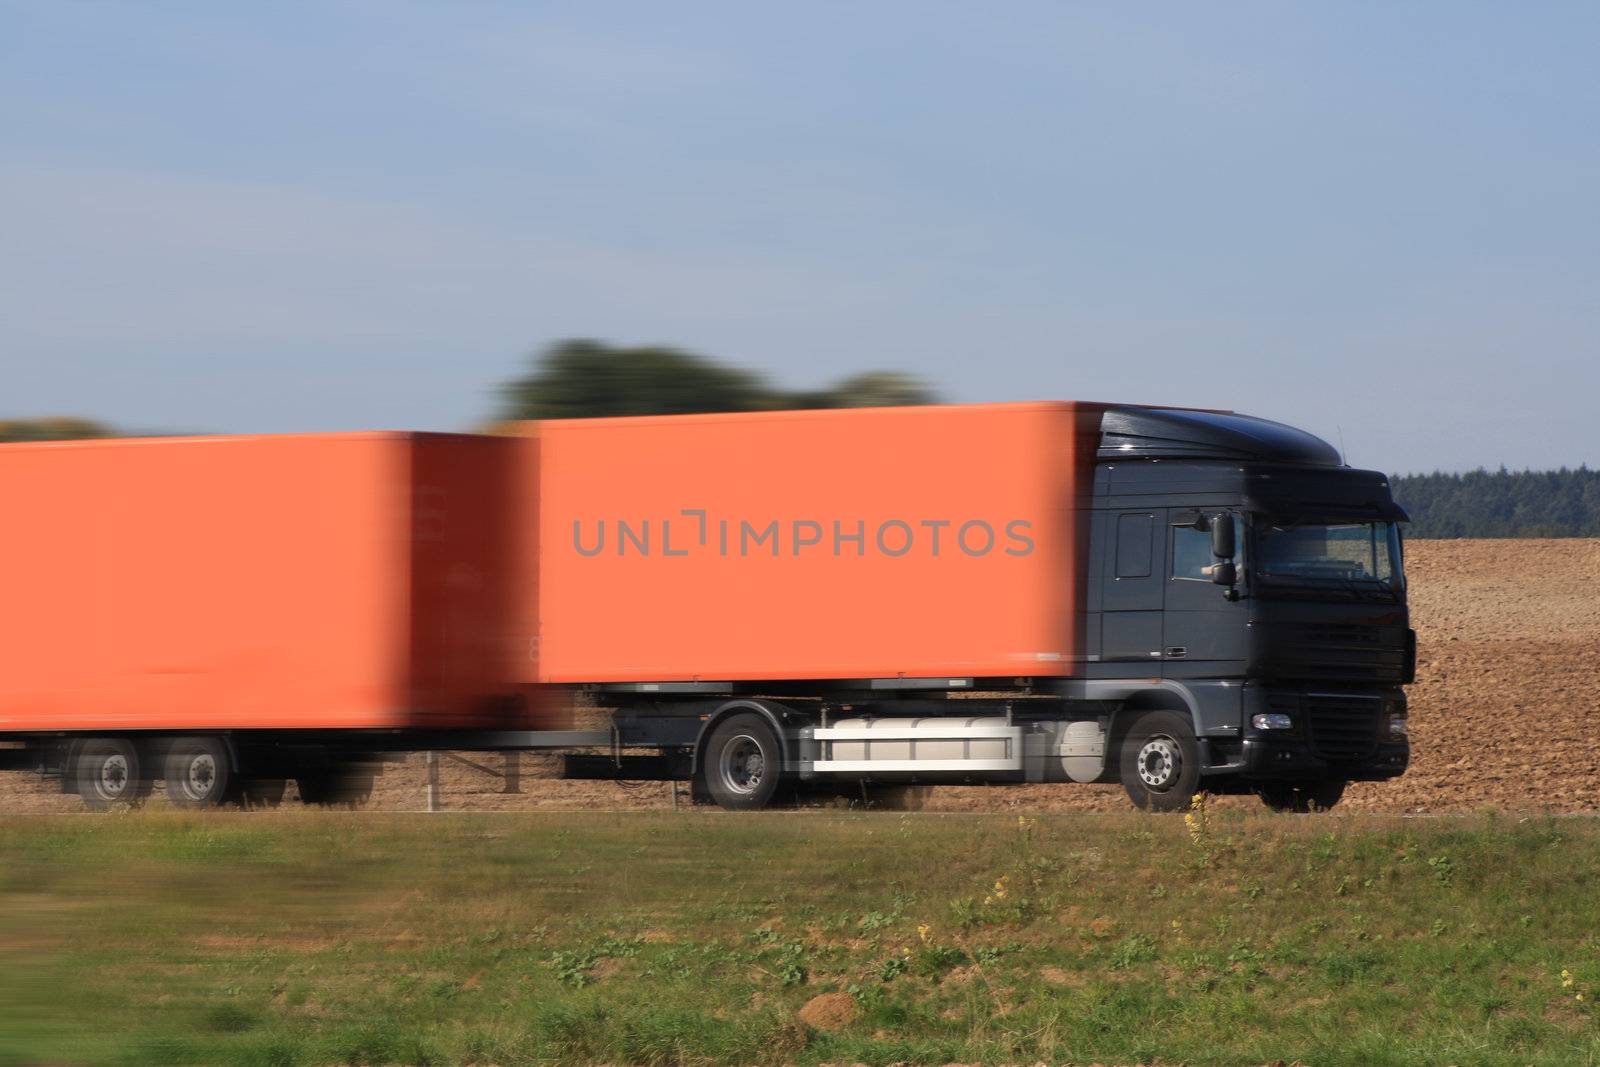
xmin=3 ymin=2 xmax=1596 ymax=473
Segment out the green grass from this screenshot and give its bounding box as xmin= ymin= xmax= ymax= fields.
xmin=1 ymin=808 xmax=1598 ymax=1066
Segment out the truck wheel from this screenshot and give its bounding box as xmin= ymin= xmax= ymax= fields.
xmin=295 ymin=772 xmax=334 ymax=806
xmin=73 ymin=738 xmax=147 ymax=810
xmin=240 ymin=778 xmax=287 ymax=809
xmin=164 ymin=737 xmax=235 ymax=808
xmin=1257 ymin=779 xmax=1347 ymax=813
xmin=296 ymin=764 xmax=376 ymax=808
xmin=1118 ymin=710 xmax=1202 ymax=812
xmin=341 ymin=769 xmax=375 ymax=808
xmin=703 ymin=713 xmax=782 ymax=811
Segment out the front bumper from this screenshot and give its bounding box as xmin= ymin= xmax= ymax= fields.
xmin=1241 ymin=735 xmax=1409 ymax=782
xmin=1231 ymin=683 xmax=1409 ymax=782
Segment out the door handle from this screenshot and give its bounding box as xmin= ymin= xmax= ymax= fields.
xmin=1165 ymin=646 xmax=1187 ymax=658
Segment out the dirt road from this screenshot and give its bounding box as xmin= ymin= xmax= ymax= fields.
xmin=5 ymin=539 xmax=1596 ymax=814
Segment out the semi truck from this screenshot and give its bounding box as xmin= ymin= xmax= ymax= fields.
xmin=0 ymin=401 xmax=1413 ymax=813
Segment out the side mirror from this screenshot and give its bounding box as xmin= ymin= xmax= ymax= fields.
xmin=1209 ymin=560 xmax=1237 ymax=587
xmin=1209 ymin=514 xmax=1235 ymax=559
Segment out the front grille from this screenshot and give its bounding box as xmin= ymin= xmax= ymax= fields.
xmin=1262 ymin=622 xmax=1408 ymax=682
xmin=1306 ymin=696 xmax=1382 ymax=760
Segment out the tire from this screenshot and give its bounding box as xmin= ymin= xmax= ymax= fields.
xmin=294 ymin=773 xmax=334 ymax=806
xmin=240 ymin=778 xmax=287 ymax=809
xmin=702 ymin=713 xmax=782 ymax=811
xmin=73 ymin=738 xmax=146 ymax=811
xmin=164 ymin=737 xmax=236 ymax=808
xmin=1257 ymin=778 xmax=1347 ymax=813
xmin=1118 ymin=710 xmax=1203 ymax=812
xmin=341 ymin=769 xmax=375 ymax=808
xmin=296 ymin=763 xmax=376 ymax=808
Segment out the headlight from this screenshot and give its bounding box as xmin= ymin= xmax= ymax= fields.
xmin=1251 ymin=713 xmax=1293 ymax=731
xmin=1388 ymin=713 xmax=1408 ymax=738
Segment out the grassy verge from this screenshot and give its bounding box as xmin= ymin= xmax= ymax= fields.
xmin=1 ymin=807 xmax=1597 ymax=1066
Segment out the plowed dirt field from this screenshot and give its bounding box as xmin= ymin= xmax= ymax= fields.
xmin=4 ymin=539 xmax=1596 ymax=814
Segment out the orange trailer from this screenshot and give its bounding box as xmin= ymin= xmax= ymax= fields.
xmin=529 ymin=402 xmax=1103 ymax=684
xmin=0 ymin=432 xmax=543 ymax=807
xmin=0 ymin=432 xmax=523 ymax=734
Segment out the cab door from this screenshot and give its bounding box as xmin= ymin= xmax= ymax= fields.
xmin=1162 ymin=511 xmax=1248 ymax=673
xmin=1100 ymin=510 xmax=1166 ymax=663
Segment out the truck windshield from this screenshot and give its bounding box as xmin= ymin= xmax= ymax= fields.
xmin=1255 ymin=520 xmax=1402 ymax=592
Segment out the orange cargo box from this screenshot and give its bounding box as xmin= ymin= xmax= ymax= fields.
xmin=530 ymin=402 xmax=1103 ymax=684
xmin=0 ymin=432 xmax=526 ymax=733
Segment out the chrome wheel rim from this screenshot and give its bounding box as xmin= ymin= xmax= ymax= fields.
xmin=181 ymin=752 xmax=217 ymax=802
xmin=96 ymin=754 xmax=130 ymax=800
xmin=718 ymin=736 xmax=765 ymax=795
xmin=1136 ymin=736 xmax=1181 ymax=791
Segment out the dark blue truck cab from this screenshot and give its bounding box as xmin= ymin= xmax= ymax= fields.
xmin=1081 ymin=407 xmax=1413 ymax=810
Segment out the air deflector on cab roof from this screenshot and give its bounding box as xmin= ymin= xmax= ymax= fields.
xmin=1098 ymin=408 xmax=1345 ymax=467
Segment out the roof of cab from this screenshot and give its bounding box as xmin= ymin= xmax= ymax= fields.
xmin=1099 ymin=407 xmax=1343 ymax=467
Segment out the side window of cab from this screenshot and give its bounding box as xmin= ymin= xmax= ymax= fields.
xmin=1171 ymin=524 xmax=1213 ymax=581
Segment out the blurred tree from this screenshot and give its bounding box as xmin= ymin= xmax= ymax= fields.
xmin=823 ymin=371 xmax=937 ymax=408
xmin=500 ymin=339 xmax=772 ymax=420
xmin=0 ymin=417 xmax=114 ymax=442
xmin=499 ymin=339 xmax=936 ymax=420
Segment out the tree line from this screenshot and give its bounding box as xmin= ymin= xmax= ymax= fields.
xmin=1390 ymin=468 xmax=1600 ymax=538
xmin=6 ymin=340 xmax=1597 ymax=538
xmin=1 ymin=341 xmax=935 ymax=442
